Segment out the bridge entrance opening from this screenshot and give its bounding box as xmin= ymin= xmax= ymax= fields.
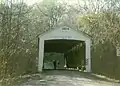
xmin=43 ymin=39 xmax=86 ymax=71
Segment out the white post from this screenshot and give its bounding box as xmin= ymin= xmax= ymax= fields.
xmin=85 ymin=40 xmax=91 ymax=72
xmin=38 ymin=38 xmax=44 ymax=72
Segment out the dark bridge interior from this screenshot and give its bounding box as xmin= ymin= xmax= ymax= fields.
xmin=44 ymin=39 xmax=81 ymax=53
xmin=44 ymin=39 xmax=86 ymax=70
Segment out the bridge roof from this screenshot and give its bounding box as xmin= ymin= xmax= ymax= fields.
xmin=38 ymin=26 xmax=91 ymax=40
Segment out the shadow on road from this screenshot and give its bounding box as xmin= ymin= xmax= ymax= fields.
xmin=16 ymin=70 xmax=120 ymax=86
xmin=43 ymin=69 xmax=119 ymax=83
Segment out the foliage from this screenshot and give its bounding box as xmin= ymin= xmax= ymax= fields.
xmin=0 ymin=0 xmax=37 ymax=82
xmin=77 ymin=0 xmax=120 ymax=79
xmin=78 ymin=11 xmax=120 ymax=46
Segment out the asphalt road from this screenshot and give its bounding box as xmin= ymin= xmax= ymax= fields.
xmin=21 ymin=70 xmax=120 ymax=86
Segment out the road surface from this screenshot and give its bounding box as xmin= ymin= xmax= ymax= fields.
xmin=20 ymin=70 xmax=120 ymax=86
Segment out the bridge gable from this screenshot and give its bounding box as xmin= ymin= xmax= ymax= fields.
xmin=39 ymin=27 xmax=90 ymax=41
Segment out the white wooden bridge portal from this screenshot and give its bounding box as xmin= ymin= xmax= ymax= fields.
xmin=38 ymin=26 xmax=91 ymax=72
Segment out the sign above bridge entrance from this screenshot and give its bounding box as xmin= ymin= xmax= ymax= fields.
xmin=50 ymin=36 xmax=72 ymax=39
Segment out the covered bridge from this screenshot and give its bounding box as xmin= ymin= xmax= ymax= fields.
xmin=38 ymin=26 xmax=91 ymax=72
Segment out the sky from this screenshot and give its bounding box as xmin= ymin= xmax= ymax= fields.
xmin=0 ymin=0 xmax=93 ymax=7
xmin=0 ymin=0 xmax=82 ymax=5
xmin=0 ymin=0 xmax=42 ymax=5
xmin=24 ymin=0 xmax=42 ymax=5
xmin=25 ymin=0 xmax=79 ymax=5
